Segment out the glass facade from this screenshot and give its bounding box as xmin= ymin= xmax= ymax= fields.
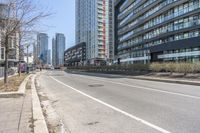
xmin=52 ymin=38 xmax=56 ymax=67
xmin=115 ymin=0 xmax=200 ymax=64
xmin=55 ymin=33 xmax=66 ymax=66
xmin=64 ymin=42 xmax=86 ymax=66
xmin=37 ymin=33 xmax=48 ymax=64
xmin=76 ymin=0 xmax=114 ymax=64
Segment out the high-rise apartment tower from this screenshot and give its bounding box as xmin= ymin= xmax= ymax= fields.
xmin=76 ymin=0 xmax=114 ymax=65
xmin=115 ymin=0 xmax=200 ymax=64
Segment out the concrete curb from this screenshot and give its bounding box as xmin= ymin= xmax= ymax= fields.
xmin=0 ymin=74 xmax=32 ymax=98
xmin=31 ymin=75 xmax=49 ymax=133
xmin=68 ymin=71 xmax=200 ymax=86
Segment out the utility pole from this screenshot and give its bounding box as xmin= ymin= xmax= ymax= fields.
xmin=27 ymin=45 xmax=29 ymax=65
xmin=26 ymin=44 xmax=30 ymax=74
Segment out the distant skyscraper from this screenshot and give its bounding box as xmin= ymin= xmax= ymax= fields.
xmin=33 ymin=43 xmax=38 ymax=64
xmin=52 ymin=38 xmax=56 ymax=66
xmin=55 ymin=33 xmax=65 ymax=66
xmin=37 ymin=33 xmax=48 ymax=64
xmin=47 ymin=49 xmax=51 ymax=65
xmin=75 ymin=0 xmax=114 ymax=64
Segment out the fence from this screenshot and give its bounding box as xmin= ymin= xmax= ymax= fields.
xmin=0 ymin=67 xmax=17 ymax=78
xmin=0 ymin=67 xmax=4 ymax=77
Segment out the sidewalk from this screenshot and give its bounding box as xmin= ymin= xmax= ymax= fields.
xmin=0 ymin=86 xmax=33 ymax=133
xmin=129 ymin=75 xmax=200 ymax=86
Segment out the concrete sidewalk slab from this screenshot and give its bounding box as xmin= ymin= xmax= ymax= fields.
xmin=128 ymin=75 xmax=200 ymax=86
xmin=0 ymin=85 xmax=33 ymax=133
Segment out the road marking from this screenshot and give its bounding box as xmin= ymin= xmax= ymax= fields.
xmin=50 ymin=76 xmax=171 ymax=133
xmin=71 ymin=74 xmax=200 ymax=100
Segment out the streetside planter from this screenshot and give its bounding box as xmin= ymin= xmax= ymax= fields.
xmin=0 ymin=74 xmax=32 ymax=98
xmin=66 ymin=62 xmax=200 ymax=76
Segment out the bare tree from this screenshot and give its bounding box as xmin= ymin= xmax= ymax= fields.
xmin=18 ymin=30 xmax=38 ymax=76
xmin=0 ymin=0 xmax=50 ymax=84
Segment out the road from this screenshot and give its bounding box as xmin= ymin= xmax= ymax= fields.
xmin=36 ymin=70 xmax=200 ymax=133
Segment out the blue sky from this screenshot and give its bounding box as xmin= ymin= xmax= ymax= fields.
xmin=38 ymin=0 xmax=75 ymax=50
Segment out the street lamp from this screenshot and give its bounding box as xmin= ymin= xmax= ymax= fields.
xmin=18 ymin=31 xmax=38 ymax=75
xmin=22 ymin=39 xmax=36 ymax=73
xmin=26 ymin=44 xmax=31 ymax=73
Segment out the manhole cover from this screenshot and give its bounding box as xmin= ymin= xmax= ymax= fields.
xmin=88 ymin=84 xmax=104 ymax=87
xmin=86 ymin=121 xmax=99 ymax=126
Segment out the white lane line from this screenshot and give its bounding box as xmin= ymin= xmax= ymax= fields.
xmin=71 ymin=74 xmax=200 ymax=100
xmin=50 ymin=76 xmax=171 ymax=133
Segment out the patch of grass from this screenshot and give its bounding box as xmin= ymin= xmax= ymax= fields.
xmin=0 ymin=74 xmax=28 ymax=92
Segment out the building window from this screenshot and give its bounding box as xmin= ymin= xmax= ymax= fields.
xmin=1 ymin=47 xmax=5 ymax=60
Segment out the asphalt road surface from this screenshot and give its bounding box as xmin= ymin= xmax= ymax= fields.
xmin=36 ymin=70 xmax=200 ymax=133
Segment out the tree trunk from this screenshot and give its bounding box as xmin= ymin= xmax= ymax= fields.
xmin=4 ymin=49 xmax=8 ymax=84
xmin=18 ymin=34 xmax=21 ymax=77
xmin=4 ymin=36 xmax=9 ymax=84
xmin=18 ymin=62 xmax=21 ymax=77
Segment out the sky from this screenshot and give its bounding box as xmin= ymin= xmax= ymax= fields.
xmin=37 ymin=0 xmax=75 ymax=50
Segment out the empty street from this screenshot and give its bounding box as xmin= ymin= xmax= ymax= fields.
xmin=36 ymin=71 xmax=200 ymax=133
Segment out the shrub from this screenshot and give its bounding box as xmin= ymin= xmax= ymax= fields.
xmin=150 ymin=63 xmax=164 ymax=72
xmin=175 ymin=62 xmax=193 ymax=75
xmin=164 ymin=62 xmax=176 ymax=74
xmin=192 ymin=62 xmax=200 ymax=73
xmin=66 ymin=62 xmax=200 ymax=74
xmin=132 ymin=64 xmax=150 ymax=72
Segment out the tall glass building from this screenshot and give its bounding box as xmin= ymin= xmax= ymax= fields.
xmin=76 ymin=0 xmax=114 ymax=65
xmin=37 ymin=33 xmax=48 ymax=64
xmin=55 ymin=33 xmax=65 ymax=66
xmin=47 ymin=49 xmax=51 ymax=65
xmin=115 ymin=0 xmax=200 ymax=64
xmin=52 ymin=38 xmax=56 ymax=67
